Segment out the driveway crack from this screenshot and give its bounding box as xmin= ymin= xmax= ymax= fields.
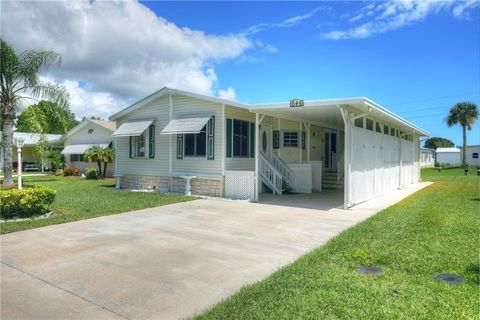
xmin=1 ymin=261 xmax=130 ymax=320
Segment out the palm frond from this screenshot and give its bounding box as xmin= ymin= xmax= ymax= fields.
xmin=18 ymin=50 xmax=62 ymax=87
xmin=31 ymin=81 xmax=70 ymax=110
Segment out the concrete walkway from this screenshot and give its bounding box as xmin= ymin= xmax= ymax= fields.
xmin=1 ymin=182 xmax=431 ymax=320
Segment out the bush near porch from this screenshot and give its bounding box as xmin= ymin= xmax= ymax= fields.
xmin=0 ymin=175 xmax=195 ymax=234
xmin=195 ymin=168 xmax=479 ymax=320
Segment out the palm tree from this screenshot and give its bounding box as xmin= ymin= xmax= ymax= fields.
xmin=100 ymin=148 xmax=115 ymax=179
xmin=84 ymin=145 xmax=104 ymax=177
xmin=1 ymin=39 xmax=69 ymax=184
xmin=446 ymin=102 xmax=478 ymax=166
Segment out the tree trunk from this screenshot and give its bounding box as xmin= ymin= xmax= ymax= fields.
xmin=1 ymin=116 xmax=14 ymax=185
xmin=103 ymin=162 xmax=107 ymax=179
xmin=97 ymin=160 xmax=102 ymax=177
xmin=462 ymin=125 xmax=467 ymax=165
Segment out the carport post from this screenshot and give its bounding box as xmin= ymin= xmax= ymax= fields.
xmin=339 ymin=105 xmax=350 ymax=210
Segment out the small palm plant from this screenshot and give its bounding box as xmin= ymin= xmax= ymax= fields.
xmin=100 ymin=148 xmax=115 ymax=179
xmin=84 ymin=145 xmax=105 ymax=177
xmin=445 ymin=102 xmax=478 ymax=167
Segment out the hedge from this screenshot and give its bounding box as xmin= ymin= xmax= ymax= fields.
xmin=0 ymin=185 xmax=56 ymax=219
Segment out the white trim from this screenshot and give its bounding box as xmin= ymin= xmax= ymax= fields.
xmin=169 ymin=94 xmax=173 ymax=181
xmin=254 ymin=113 xmax=260 ymax=201
xmin=221 ymin=104 xmax=225 ymax=176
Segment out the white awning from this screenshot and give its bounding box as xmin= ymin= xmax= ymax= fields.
xmin=161 ymin=116 xmax=211 ymax=135
xmin=61 ymin=143 xmax=110 ymax=155
xmin=112 ymin=120 xmax=154 ymax=137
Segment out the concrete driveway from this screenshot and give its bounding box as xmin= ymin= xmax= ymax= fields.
xmin=1 ymin=183 xmax=430 ymax=320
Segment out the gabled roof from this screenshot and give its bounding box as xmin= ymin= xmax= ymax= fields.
xmin=65 ymin=118 xmax=116 ymax=138
xmin=90 ymin=119 xmax=116 ymax=131
xmin=109 ymin=87 xmax=249 ymax=121
xmin=436 ymin=147 xmax=461 ymax=153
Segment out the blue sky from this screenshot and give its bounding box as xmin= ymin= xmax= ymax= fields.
xmin=144 ymin=1 xmax=480 ymax=145
xmin=4 ymin=0 xmax=479 ymax=145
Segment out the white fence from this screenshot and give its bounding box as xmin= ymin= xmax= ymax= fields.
xmin=224 ymin=170 xmax=255 ymax=200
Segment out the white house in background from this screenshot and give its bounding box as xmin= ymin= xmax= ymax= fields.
xmin=0 ymin=132 xmax=63 ymax=172
xmin=435 ymin=147 xmax=461 ymax=166
xmin=420 ymin=147 xmax=435 ymax=167
xmin=458 ymin=145 xmax=480 ymax=167
xmin=109 ymin=87 xmax=428 ymax=208
xmin=61 ymin=118 xmax=116 ymax=177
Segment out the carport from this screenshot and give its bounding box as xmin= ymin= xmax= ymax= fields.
xmin=250 ymin=97 xmax=429 ymax=208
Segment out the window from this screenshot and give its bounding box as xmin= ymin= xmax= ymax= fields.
xmin=354 ymin=118 xmax=363 ymax=128
xmin=473 ymin=153 xmax=479 ymax=159
xmin=262 ymin=131 xmax=267 ymax=153
xmin=184 ymin=126 xmax=206 ymax=157
xmin=233 ymin=119 xmax=250 ymax=157
xmin=148 ymin=125 xmax=155 ymax=158
xmin=283 ymin=132 xmax=298 ymax=147
xmin=366 ymin=118 xmax=374 ymax=131
xmin=390 ymin=127 xmax=395 ymax=137
xmin=376 ymin=122 xmax=382 ymax=133
xmin=384 ymin=125 xmax=389 ymax=135
xmin=135 ymin=134 xmax=145 ymax=157
xmin=71 ymin=154 xmax=85 ymax=162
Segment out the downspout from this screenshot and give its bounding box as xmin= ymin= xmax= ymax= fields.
xmin=169 ymin=94 xmax=173 ymax=191
xmin=254 ymin=113 xmax=260 ymax=201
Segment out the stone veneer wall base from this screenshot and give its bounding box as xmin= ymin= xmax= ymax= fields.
xmin=120 ymin=175 xmax=223 ymax=197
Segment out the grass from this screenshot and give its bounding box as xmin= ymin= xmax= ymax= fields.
xmin=0 ymin=175 xmax=195 ymax=234
xmin=195 ymin=168 xmax=480 ymax=320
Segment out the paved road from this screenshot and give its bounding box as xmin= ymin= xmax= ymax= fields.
xmin=1 ymin=183 xmax=430 ymax=320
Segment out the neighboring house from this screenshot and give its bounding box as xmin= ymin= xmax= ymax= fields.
xmin=458 ymin=145 xmax=480 ymax=168
xmin=420 ymin=147 xmax=435 ymax=168
xmin=0 ymin=132 xmax=63 ymax=172
xmin=436 ymin=147 xmax=461 ymax=166
xmin=109 ymin=87 xmax=428 ymax=208
xmin=61 ymin=119 xmax=116 ymax=177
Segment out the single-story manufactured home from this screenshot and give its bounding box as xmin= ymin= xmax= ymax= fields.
xmin=420 ymin=147 xmax=435 ymax=168
xmin=459 ymin=145 xmax=480 ymax=168
xmin=109 ymin=87 xmax=428 ymax=208
xmin=61 ymin=118 xmax=116 ymax=177
xmin=436 ymin=147 xmax=461 ymax=166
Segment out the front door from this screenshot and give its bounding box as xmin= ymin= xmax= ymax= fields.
xmin=324 ymin=131 xmax=337 ymax=170
xmin=260 ymin=124 xmax=272 ymax=159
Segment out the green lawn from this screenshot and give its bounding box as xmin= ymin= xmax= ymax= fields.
xmin=0 ymin=175 xmax=195 ymax=234
xmin=195 ymin=168 xmax=479 ymax=320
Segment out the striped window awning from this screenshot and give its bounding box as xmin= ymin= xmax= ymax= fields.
xmin=112 ymin=120 xmax=154 ymax=137
xmin=160 ymin=116 xmax=211 ymax=135
xmin=61 ymin=143 xmax=110 ymax=155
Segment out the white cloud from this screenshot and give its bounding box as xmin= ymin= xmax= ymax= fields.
xmin=217 ymin=87 xmax=237 ymax=101
xmin=321 ymin=0 xmax=480 ymax=40
xmin=244 ymin=6 xmax=330 ymax=35
xmin=2 ymin=0 xmax=252 ymax=116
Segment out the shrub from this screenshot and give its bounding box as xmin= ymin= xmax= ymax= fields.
xmin=0 ymin=185 xmax=56 ymax=219
xmin=54 ymin=169 xmax=64 ymax=176
xmin=434 ymin=161 xmax=440 ymax=168
xmin=63 ymin=167 xmax=80 ymax=176
xmin=85 ymin=167 xmax=100 ymax=180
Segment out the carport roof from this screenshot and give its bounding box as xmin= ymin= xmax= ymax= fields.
xmin=250 ymin=97 xmax=429 ymax=136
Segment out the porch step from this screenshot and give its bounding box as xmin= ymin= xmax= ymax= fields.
xmin=322 ymin=171 xmax=343 ymax=189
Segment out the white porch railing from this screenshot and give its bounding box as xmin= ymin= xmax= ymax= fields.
xmin=259 ymin=153 xmax=283 ymax=195
xmin=271 ymin=152 xmax=295 ymax=189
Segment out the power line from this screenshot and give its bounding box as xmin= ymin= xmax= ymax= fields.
xmin=405 ymin=113 xmax=446 ymax=120
xmin=386 ymin=92 xmax=479 ymax=107
xmin=398 ymin=105 xmax=449 ymax=115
